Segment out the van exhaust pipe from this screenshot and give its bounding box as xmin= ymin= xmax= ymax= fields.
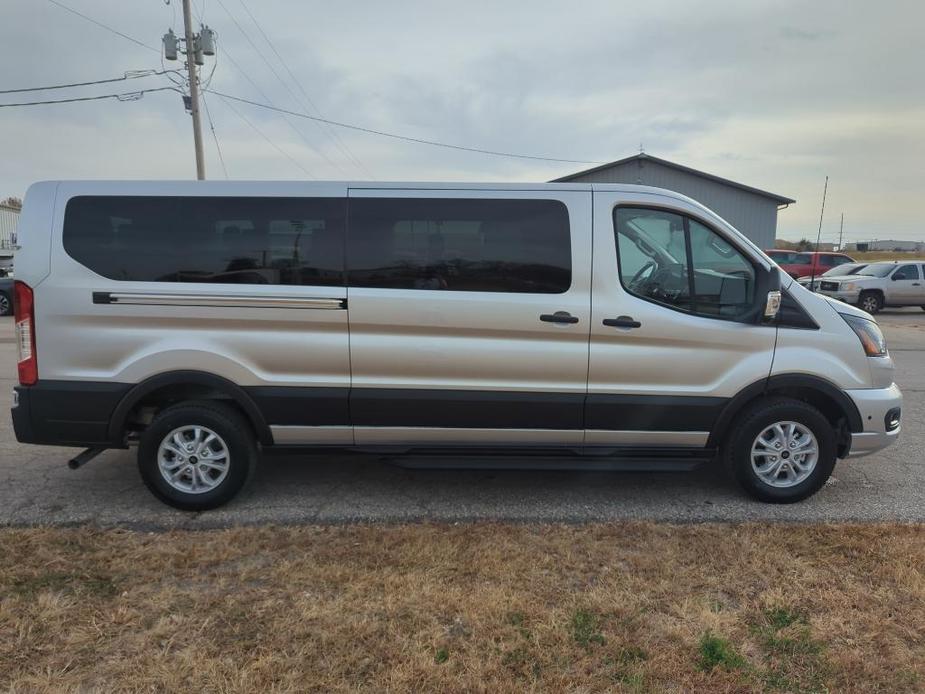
xmin=68 ymin=447 xmax=107 ymax=470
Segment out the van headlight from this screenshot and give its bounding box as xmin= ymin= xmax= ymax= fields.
xmin=840 ymin=314 xmax=887 ymax=357
xmin=842 ymin=282 xmax=858 ymax=291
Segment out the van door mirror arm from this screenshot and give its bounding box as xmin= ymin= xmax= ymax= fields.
xmin=737 ymin=265 xmax=781 ymax=325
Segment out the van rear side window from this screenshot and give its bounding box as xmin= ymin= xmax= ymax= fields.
xmin=347 ymin=198 xmax=571 ymax=293
xmin=63 ymin=196 xmax=346 ymax=286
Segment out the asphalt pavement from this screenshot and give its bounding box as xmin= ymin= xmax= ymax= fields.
xmin=1 ymin=310 xmax=922 ymax=528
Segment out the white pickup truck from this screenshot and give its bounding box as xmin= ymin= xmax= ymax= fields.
xmin=816 ymin=260 xmax=925 ymax=313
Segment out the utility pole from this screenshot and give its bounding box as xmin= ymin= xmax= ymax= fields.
xmin=163 ymin=4 xmax=215 ymax=180
xmin=182 ymin=0 xmax=205 ymax=180
xmin=838 ymin=213 xmax=844 ymax=250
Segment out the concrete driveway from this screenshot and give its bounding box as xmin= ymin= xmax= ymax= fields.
xmin=1 ymin=310 xmax=922 ymax=528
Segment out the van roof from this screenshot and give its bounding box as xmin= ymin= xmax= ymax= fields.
xmin=31 ymin=179 xmax=703 ymax=195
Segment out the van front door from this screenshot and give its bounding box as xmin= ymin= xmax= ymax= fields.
xmin=587 ymin=191 xmax=777 ymax=448
xmin=346 ymin=188 xmax=592 ymax=446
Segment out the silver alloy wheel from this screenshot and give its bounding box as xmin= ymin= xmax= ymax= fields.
xmin=0 ymin=294 xmax=9 ymax=316
xmin=157 ymin=425 xmax=230 ymax=494
xmin=750 ymin=421 xmax=819 ymax=488
xmin=860 ymin=295 xmax=879 ymax=313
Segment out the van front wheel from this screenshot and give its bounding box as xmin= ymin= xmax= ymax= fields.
xmin=137 ymin=400 xmax=257 ymax=510
xmin=723 ymin=397 xmax=836 ymax=503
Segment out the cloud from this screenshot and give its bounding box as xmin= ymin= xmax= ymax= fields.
xmin=1 ymin=0 xmax=922 ymax=241
xmin=779 ymin=26 xmax=834 ymax=41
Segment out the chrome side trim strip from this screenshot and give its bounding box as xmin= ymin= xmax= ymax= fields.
xmin=270 ymin=425 xmax=353 ymax=445
xmin=584 ymin=430 xmax=709 ymax=447
xmin=354 ymin=427 xmax=583 ymax=445
xmin=269 ymin=427 xmax=710 ymax=447
xmin=95 ymin=292 xmax=345 ymax=310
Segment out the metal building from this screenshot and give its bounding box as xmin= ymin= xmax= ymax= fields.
xmin=552 ymin=153 xmax=794 ymax=250
xmin=0 ymin=204 xmax=18 ymax=251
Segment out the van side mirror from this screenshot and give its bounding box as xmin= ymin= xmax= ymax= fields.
xmin=763 ymin=290 xmax=782 ymax=321
xmin=738 ymin=264 xmax=781 ymax=324
xmin=892 ymin=273 xmax=905 ymax=281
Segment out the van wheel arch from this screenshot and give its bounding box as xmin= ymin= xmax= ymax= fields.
xmin=709 ymin=374 xmax=862 ymax=458
xmin=108 ymin=371 xmax=272 ymax=446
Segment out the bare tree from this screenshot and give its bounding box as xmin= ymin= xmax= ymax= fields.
xmin=1 ymin=197 xmax=22 ymax=210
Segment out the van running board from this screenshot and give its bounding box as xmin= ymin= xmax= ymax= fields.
xmin=386 ymin=456 xmax=706 ymax=472
xmin=383 ymin=449 xmax=716 ymax=472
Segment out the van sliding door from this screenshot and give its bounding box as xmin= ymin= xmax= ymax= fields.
xmin=345 ymin=188 xmax=592 ymax=446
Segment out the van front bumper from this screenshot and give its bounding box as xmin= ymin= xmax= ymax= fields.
xmin=844 ymin=383 xmax=902 ymax=458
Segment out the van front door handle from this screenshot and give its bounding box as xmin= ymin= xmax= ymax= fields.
xmin=540 ymin=311 xmax=579 ymax=324
xmin=603 ymin=316 xmax=642 ymax=329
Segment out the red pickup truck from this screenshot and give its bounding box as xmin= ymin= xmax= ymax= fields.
xmin=765 ymin=250 xmax=856 ymax=279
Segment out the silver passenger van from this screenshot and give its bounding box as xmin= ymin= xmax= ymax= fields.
xmin=11 ymin=181 xmax=901 ymax=509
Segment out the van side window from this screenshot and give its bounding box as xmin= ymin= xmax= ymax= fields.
xmin=893 ymin=264 xmax=920 ymax=280
xmin=614 ymin=207 xmax=756 ymax=318
xmin=347 ymin=198 xmax=571 ymax=293
xmin=63 ymin=196 xmax=345 ymax=286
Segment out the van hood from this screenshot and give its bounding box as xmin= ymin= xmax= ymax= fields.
xmin=818 ymin=293 xmax=874 ymax=321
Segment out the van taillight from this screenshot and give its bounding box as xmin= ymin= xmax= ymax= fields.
xmin=13 ymin=281 xmax=37 ymax=386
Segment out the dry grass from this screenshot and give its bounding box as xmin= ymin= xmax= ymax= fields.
xmin=1 ymin=523 xmax=923 ymax=693
xmin=850 ymin=251 xmax=925 ymax=262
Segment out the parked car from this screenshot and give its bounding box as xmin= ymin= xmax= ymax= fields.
xmin=764 ymin=249 xmax=804 ymax=266
xmin=11 ymin=181 xmax=901 ymax=509
xmin=0 ymin=277 xmax=12 ymax=316
xmin=765 ymin=248 xmax=800 ymax=265
xmin=797 ymin=262 xmax=869 ymax=292
xmin=816 ymin=260 xmax=925 ymax=313
xmin=772 ymin=251 xmax=856 ymax=280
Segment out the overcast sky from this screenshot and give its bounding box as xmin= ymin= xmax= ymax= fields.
xmin=2 ymin=0 xmax=923 ymax=243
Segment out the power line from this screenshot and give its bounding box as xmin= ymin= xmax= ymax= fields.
xmin=232 ymin=0 xmax=373 ymax=178
xmin=0 ymin=86 xmax=176 ymax=108
xmin=210 ymin=0 xmax=351 ymax=177
xmin=201 ymin=93 xmax=228 ymax=179
xmin=46 ymin=0 xmax=160 ymax=53
xmin=206 ymin=90 xmax=605 ymax=165
xmin=0 ymin=69 xmax=178 ymax=95
xmin=216 ymin=93 xmax=315 ymax=178
xmin=190 ymin=6 xmax=331 ymax=178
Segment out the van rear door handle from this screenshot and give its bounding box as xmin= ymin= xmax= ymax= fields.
xmin=603 ymin=316 xmax=642 ymax=329
xmin=540 ymin=311 xmax=579 ymax=324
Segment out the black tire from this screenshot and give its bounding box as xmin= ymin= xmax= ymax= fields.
xmin=722 ymin=397 xmax=836 ymax=503
xmin=857 ymin=291 xmax=882 ymax=314
xmin=137 ymin=400 xmax=257 ymax=510
xmin=0 ymin=291 xmax=11 ymax=317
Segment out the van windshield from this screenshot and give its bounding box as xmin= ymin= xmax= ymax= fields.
xmin=793 ymin=253 xmax=812 ymax=263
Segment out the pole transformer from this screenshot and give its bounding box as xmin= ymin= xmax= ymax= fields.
xmin=164 ymin=2 xmax=216 ymax=179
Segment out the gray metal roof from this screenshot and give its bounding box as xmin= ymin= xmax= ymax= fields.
xmin=551 ymin=153 xmax=796 ymax=205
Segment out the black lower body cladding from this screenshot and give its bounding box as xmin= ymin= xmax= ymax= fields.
xmin=12 ymin=381 xmax=131 ymax=447
xmin=13 ymin=380 xmax=732 ymax=448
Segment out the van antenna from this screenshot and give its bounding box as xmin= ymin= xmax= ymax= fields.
xmin=809 ymin=175 xmax=828 ymax=290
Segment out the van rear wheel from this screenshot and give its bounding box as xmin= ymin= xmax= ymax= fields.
xmin=723 ymin=397 xmax=836 ymax=503
xmin=137 ymin=400 xmax=257 ymax=510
